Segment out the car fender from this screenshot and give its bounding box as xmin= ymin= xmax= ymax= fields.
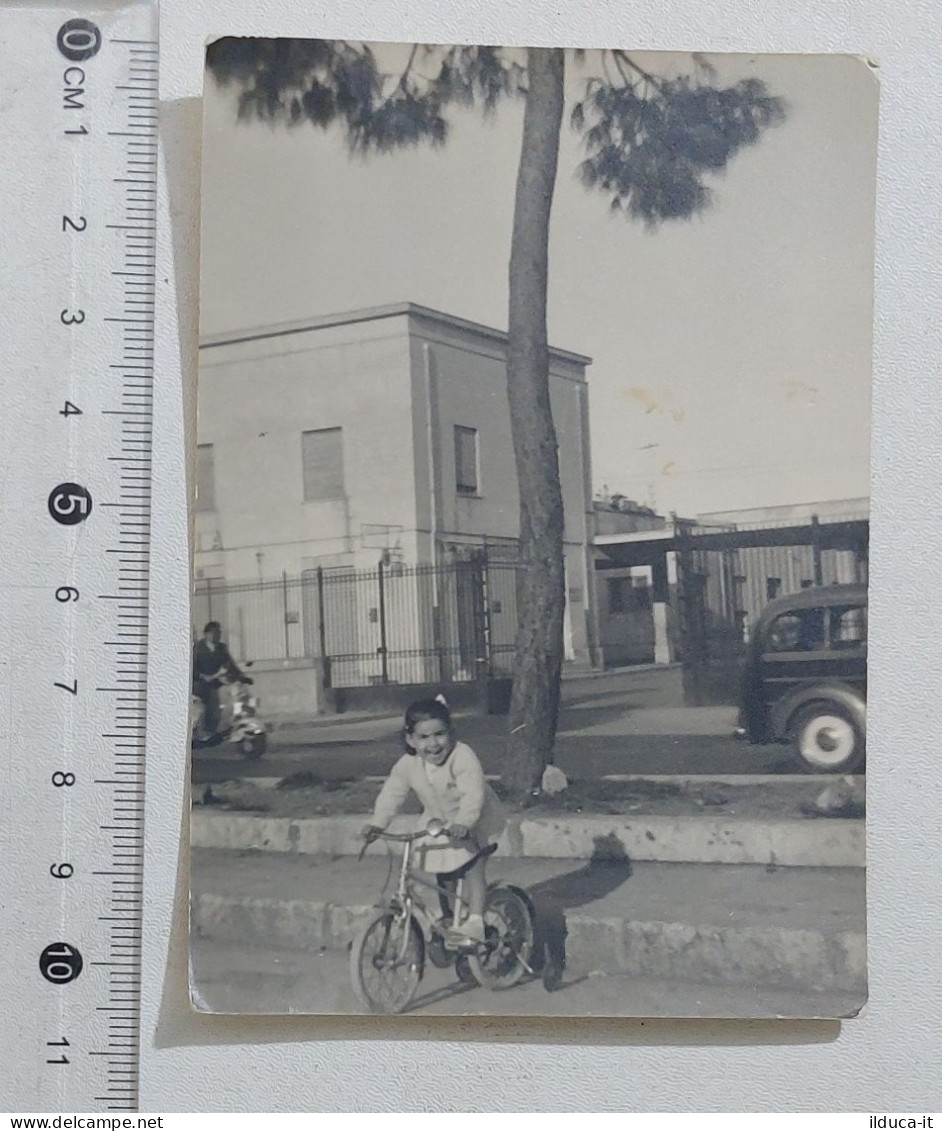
xmin=770 ymin=681 xmax=866 ymax=741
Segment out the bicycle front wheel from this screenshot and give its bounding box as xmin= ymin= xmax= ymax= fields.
xmin=349 ymin=911 xmax=425 ymax=1014
xmin=467 ymin=885 xmax=535 ymax=991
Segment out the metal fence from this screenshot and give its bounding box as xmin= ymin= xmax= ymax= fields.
xmin=193 ymin=556 xmax=520 ymax=688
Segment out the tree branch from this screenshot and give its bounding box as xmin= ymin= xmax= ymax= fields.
xmin=613 ymin=50 xmax=668 ymax=95
xmin=610 ymin=49 xmax=633 ymax=89
xmin=398 ymin=42 xmax=420 ymax=92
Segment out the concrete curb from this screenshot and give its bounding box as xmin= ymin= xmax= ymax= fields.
xmin=191 ymin=890 xmax=866 ymax=995
xmin=224 ymin=773 xmax=865 ymax=789
xmin=190 ymin=810 xmax=865 ymax=867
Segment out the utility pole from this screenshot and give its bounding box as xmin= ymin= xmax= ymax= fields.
xmin=638 ymin=443 xmax=660 ymax=512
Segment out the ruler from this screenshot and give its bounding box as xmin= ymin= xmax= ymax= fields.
xmin=0 ymin=2 xmax=158 ymax=1112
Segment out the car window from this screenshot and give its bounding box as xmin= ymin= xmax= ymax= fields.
xmin=765 ymin=608 xmax=826 ymax=654
xmin=830 ymin=604 xmax=867 ymax=649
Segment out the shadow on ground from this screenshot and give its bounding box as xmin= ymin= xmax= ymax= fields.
xmin=526 ymin=833 xmax=634 ymax=992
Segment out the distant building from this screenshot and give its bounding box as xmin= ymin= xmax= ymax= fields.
xmin=194 ymin=303 xmax=597 ymax=680
xmin=694 ymin=499 xmax=869 ymax=628
xmin=592 ymin=494 xmax=667 ymax=537
xmin=592 ymin=497 xmax=869 ymax=673
xmin=697 ymin=498 xmax=869 ymax=529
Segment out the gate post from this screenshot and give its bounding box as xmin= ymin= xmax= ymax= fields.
xmin=675 ymin=522 xmax=705 ymax=706
xmin=377 ymin=557 xmax=389 ymax=685
xmin=651 ymin=556 xmax=673 ymax=665
xmin=479 ymin=553 xmax=494 ymax=680
xmin=316 ymin=566 xmax=331 ymax=689
xmin=811 ymin=514 xmax=824 ymax=586
xmin=281 ymin=570 xmax=291 ymax=658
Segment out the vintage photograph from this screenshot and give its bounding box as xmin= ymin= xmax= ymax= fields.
xmin=189 ymin=39 xmax=875 ymax=1017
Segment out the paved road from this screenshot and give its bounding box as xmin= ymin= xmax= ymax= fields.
xmin=192 ymin=667 xmax=794 ymax=785
xmin=190 ymin=938 xmax=861 ymax=1020
xmin=192 ymin=729 xmax=790 ymax=784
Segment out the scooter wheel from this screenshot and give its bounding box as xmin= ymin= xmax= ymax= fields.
xmin=240 ymin=733 xmax=267 ymax=760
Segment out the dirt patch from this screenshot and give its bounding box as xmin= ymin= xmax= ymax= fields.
xmin=193 ymin=774 xmax=864 ymax=821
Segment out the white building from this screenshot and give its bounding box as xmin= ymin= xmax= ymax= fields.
xmin=194 ymin=303 xmax=597 ymax=684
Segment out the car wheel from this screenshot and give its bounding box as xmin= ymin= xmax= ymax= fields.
xmin=789 ymin=702 xmax=864 ymax=774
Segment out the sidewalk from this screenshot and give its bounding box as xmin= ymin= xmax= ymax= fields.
xmin=191 ymin=847 xmax=866 ymax=1002
xmin=268 ymin=663 xmax=688 ymax=735
xmin=190 ymin=939 xmax=865 ymax=1018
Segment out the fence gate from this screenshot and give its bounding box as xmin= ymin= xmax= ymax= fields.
xmin=193 ymin=557 xmax=520 ymax=688
xmin=676 ymin=546 xmax=746 ymax=707
xmin=317 ymin=556 xmax=519 ymax=689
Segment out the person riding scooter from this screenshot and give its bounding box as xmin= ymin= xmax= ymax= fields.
xmin=192 ymin=621 xmax=251 ymax=739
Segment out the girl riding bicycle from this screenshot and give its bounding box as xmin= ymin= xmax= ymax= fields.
xmin=362 ymin=696 xmax=505 ymax=947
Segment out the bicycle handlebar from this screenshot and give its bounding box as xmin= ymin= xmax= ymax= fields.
xmin=369 ymin=828 xmax=434 ymax=844
xmin=357 ymin=826 xmax=431 ymax=862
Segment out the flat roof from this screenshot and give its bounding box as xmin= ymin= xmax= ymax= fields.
xmin=199 ymin=302 xmax=593 ymax=367
xmin=595 ymin=517 xmax=870 ymax=566
xmin=698 ymin=500 xmax=871 ymax=525
xmin=594 ymin=529 xmax=674 ymax=546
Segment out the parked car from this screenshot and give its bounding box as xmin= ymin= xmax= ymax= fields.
xmin=736 ymin=584 xmax=867 ymax=774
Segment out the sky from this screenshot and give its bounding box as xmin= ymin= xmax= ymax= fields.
xmin=199 ymin=47 xmax=877 ymax=518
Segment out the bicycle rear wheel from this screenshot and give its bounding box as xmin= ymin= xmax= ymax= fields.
xmin=467 ymin=885 xmax=535 ymax=991
xmin=349 ymin=911 xmax=425 ymax=1014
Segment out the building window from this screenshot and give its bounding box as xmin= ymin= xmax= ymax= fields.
xmin=302 ymin=427 xmax=344 ymax=502
xmin=454 ymin=426 xmax=479 ymax=495
xmin=196 ymin=443 xmax=215 ymax=512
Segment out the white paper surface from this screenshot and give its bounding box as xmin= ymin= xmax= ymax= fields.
xmin=139 ymin=0 xmax=942 ymax=1111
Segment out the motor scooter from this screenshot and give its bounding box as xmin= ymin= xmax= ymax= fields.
xmin=191 ymin=665 xmax=268 ymax=760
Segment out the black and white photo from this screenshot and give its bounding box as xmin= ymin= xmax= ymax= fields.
xmin=189 ymin=39 xmax=875 ymax=1018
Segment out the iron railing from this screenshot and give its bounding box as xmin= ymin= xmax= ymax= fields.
xmin=193 ymin=556 xmax=520 ymax=688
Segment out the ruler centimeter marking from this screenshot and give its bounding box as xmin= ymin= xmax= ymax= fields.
xmin=0 ymin=3 xmax=157 ymax=1112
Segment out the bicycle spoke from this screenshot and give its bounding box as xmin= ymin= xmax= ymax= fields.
xmin=468 ymin=888 xmax=535 ymax=990
xmin=352 ymin=912 xmax=423 ymax=1014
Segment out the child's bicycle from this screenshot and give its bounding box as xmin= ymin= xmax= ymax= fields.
xmin=349 ymin=818 xmax=536 ymax=1014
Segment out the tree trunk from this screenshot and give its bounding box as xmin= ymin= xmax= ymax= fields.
xmin=503 ymin=48 xmax=566 ymax=799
